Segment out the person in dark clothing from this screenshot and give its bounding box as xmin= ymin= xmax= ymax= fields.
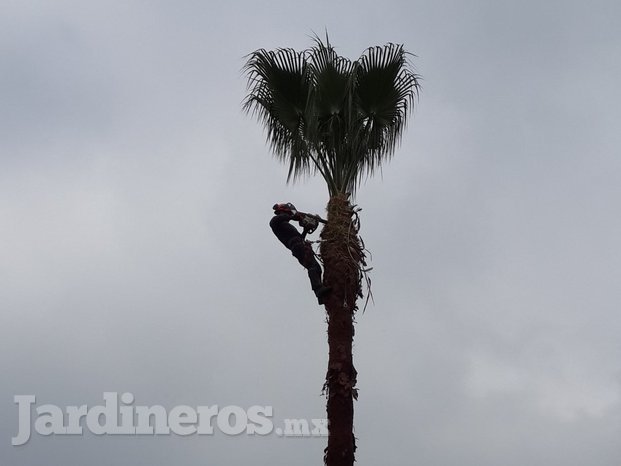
xmin=270 ymin=203 xmax=331 ymax=305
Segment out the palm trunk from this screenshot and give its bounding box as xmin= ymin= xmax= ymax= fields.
xmin=320 ymin=193 xmax=363 ymax=466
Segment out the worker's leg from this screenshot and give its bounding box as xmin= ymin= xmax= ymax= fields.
xmin=289 ymin=238 xmax=331 ymax=304
xmin=288 ymin=236 xmax=308 ymax=266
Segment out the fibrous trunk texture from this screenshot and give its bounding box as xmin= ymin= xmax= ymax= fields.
xmin=320 ymin=194 xmax=363 ymax=466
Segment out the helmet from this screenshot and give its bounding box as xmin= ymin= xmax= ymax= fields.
xmin=273 ymin=202 xmax=296 ymax=213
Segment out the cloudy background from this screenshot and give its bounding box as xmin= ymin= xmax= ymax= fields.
xmin=2 ymin=0 xmax=620 ymax=464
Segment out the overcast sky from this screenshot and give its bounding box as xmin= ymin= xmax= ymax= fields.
xmin=1 ymin=0 xmax=620 ymax=464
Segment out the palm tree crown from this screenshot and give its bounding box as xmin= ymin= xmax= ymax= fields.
xmin=243 ymin=36 xmax=420 ymax=196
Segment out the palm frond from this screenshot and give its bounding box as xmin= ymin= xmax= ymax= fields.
xmin=243 ymin=47 xmax=313 ymax=182
xmin=243 ymin=37 xmax=420 ymax=196
xmin=341 ymin=43 xmax=420 ymax=191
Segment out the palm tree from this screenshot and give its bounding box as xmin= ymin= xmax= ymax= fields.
xmin=243 ymin=35 xmax=420 ymax=466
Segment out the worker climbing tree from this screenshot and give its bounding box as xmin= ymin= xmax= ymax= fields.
xmin=270 ymin=202 xmax=331 ymax=305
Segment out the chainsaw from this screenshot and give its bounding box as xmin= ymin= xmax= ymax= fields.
xmin=273 ymin=203 xmax=327 ymax=235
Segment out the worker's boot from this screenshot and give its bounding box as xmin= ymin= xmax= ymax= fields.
xmin=314 ymin=285 xmax=331 ymax=305
xmin=308 ymin=268 xmax=331 ymax=305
